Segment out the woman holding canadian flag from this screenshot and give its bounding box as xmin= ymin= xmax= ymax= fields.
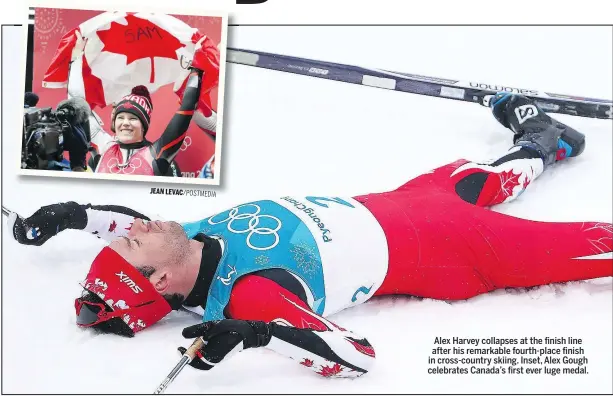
xmin=42 ymin=12 xmax=220 ymax=176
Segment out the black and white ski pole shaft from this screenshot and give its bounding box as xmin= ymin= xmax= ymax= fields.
xmin=227 ymin=48 xmax=612 ymax=120
xmin=153 ymin=337 xmax=206 ymax=395
xmin=2 ymin=205 xmax=13 ymax=216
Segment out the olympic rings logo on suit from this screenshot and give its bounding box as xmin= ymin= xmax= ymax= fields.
xmin=208 ymin=204 xmax=282 ymax=251
xmin=180 ymin=136 xmax=192 ymax=152
xmin=106 ymin=157 xmax=142 ymax=174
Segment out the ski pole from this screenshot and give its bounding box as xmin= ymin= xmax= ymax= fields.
xmin=153 ymin=337 xmax=206 ymax=395
xmin=2 ymin=205 xmax=12 ymax=216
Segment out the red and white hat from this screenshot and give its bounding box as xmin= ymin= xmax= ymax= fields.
xmin=78 ymin=247 xmax=171 ymax=334
xmin=111 ymin=85 xmax=153 ymax=134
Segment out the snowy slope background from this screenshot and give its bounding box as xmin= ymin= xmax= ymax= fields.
xmin=1 ymin=26 xmax=612 ymax=394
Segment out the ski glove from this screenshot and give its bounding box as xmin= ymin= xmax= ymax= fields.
xmin=178 ymin=319 xmax=272 ymax=371
xmin=8 ymin=201 xmax=87 ymax=246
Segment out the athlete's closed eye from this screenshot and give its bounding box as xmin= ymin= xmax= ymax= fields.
xmin=121 ymin=236 xmax=138 ymax=250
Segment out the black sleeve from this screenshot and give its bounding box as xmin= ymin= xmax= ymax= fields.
xmin=150 ymin=70 xmax=203 ymax=172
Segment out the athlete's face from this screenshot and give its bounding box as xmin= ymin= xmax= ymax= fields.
xmin=114 ymin=112 xmax=144 ymax=143
xmin=108 ymin=220 xmax=190 ymax=290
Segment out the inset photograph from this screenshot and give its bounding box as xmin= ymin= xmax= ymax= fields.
xmin=21 ymin=7 xmax=227 ymax=184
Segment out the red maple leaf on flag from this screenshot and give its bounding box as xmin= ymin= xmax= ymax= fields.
xmin=108 ymin=221 xmax=117 ymax=233
xmin=300 ymin=358 xmax=314 ymax=367
xmin=498 ymin=169 xmax=522 ymax=199
xmin=96 ymin=14 xmax=186 ymax=83
xmin=317 ymin=363 xmax=344 ymax=377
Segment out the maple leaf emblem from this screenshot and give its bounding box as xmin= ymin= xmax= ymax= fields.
xmin=96 ymin=14 xmax=186 ymax=83
xmin=582 ymin=223 xmax=613 ymax=254
xmin=522 ymin=171 xmax=532 ymax=191
xmin=300 ymin=358 xmax=314 ymax=367
xmin=317 ymin=363 xmax=344 ymax=377
xmin=94 ymin=278 xmax=108 ymax=291
xmin=109 ymin=220 xmax=117 ymax=233
xmin=300 ymin=317 xmax=326 ymax=331
xmin=498 ymin=169 xmax=522 ymax=199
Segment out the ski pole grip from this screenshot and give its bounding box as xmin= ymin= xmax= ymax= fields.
xmin=184 ymin=337 xmax=205 ymax=360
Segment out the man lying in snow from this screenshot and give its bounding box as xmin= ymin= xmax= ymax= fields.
xmin=9 ymin=94 xmax=612 ymax=378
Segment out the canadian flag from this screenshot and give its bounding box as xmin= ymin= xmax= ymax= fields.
xmin=42 ymin=11 xmax=219 ymax=117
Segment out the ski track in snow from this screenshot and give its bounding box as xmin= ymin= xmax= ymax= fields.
xmin=1 ymin=26 xmax=612 ymax=394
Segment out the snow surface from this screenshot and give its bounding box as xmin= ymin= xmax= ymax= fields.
xmin=1 ymin=26 xmax=612 ymax=394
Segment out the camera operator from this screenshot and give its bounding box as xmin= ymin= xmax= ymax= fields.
xmin=22 ymin=97 xmax=93 ymax=172
xmin=24 ymin=92 xmax=39 ymax=108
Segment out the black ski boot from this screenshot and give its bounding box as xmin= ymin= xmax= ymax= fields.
xmin=489 ymin=93 xmax=585 ymax=167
